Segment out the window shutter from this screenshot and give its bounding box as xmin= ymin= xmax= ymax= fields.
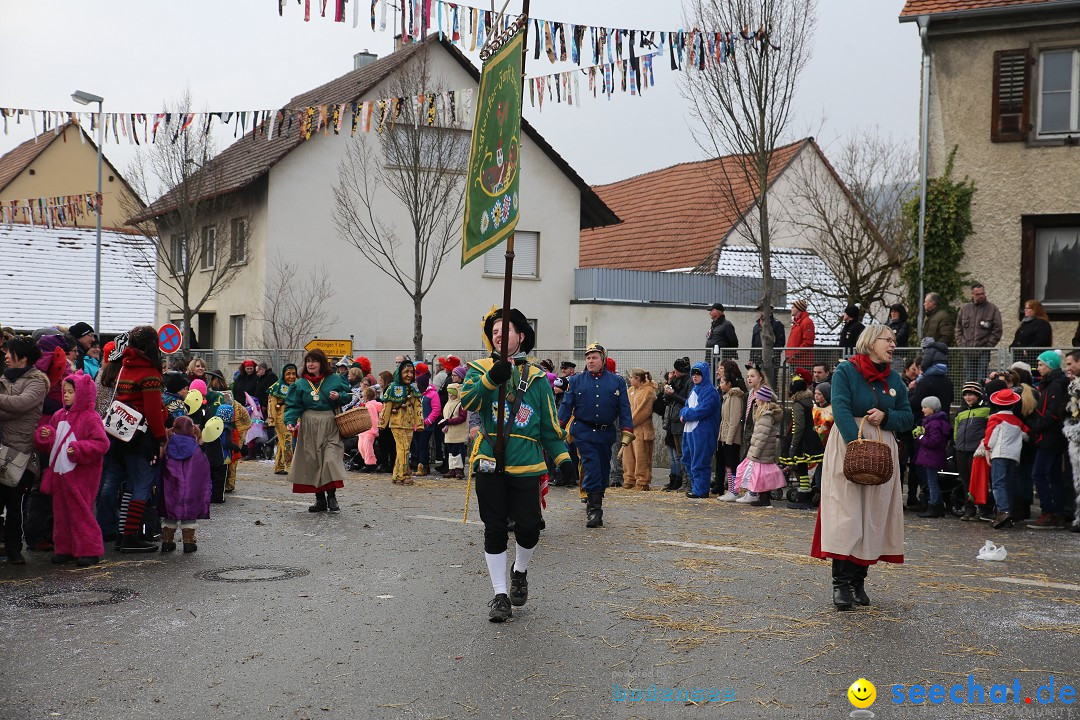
xmin=991 ymin=48 xmax=1031 ymax=143
xmin=483 ymin=232 xmax=539 ymax=277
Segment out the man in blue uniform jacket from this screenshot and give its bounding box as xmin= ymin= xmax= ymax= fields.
xmin=558 ymin=342 xmax=634 ymax=528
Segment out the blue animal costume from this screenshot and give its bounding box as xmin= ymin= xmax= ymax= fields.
xmin=558 ymin=343 xmax=633 ymax=527
xmin=680 ymin=362 xmax=723 ymax=498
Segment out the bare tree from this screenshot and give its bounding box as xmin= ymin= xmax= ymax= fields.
xmin=249 ymin=253 xmax=338 ymax=351
xmin=333 ymin=51 xmax=468 ymax=358
xmin=783 ymin=131 xmax=917 ymax=325
xmin=681 ymin=0 xmax=817 ymax=373
xmin=120 ymin=92 xmax=248 ymax=352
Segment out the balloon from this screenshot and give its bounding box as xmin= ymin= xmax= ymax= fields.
xmin=185 ymin=389 xmax=205 ymax=415
xmin=201 ymin=416 xmax=224 ymax=443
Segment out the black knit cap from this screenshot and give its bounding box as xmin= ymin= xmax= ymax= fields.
xmin=673 ymin=357 xmax=691 ymax=372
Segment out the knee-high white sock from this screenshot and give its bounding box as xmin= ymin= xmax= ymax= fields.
xmin=485 ymin=552 xmax=507 ymax=595
xmin=513 ymin=543 xmax=535 ymax=574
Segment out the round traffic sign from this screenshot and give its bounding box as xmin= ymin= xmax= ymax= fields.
xmin=158 ymin=323 xmax=182 ymax=354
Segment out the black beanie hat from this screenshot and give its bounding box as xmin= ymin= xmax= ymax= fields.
xmin=673 ymin=357 xmax=691 ymax=372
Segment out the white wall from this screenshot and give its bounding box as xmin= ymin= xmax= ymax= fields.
xmin=264 ymin=43 xmax=582 ymax=353
xmin=569 ymin=302 xmax=788 ymax=351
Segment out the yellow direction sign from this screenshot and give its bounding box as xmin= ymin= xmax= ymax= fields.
xmin=304 ymin=338 xmax=352 ymax=359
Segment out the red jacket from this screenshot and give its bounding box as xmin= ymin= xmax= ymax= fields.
xmin=786 ymin=312 xmax=816 ymax=368
xmin=114 ymin=347 xmax=168 ymax=442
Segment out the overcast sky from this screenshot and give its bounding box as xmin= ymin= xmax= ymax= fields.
xmin=1 ymin=0 xmax=919 ymax=189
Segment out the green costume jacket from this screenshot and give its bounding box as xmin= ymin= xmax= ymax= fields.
xmin=460 ymin=357 xmax=570 ymax=476
xmin=283 ymin=374 xmax=351 ymax=427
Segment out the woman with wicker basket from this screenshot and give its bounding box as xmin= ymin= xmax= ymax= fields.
xmin=810 ymin=325 xmax=913 ymax=611
xmin=284 ymin=349 xmax=351 ymax=512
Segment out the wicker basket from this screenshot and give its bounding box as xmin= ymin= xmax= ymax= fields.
xmin=335 ymin=406 xmax=372 ymax=438
xmin=843 ymin=418 xmax=893 ymax=486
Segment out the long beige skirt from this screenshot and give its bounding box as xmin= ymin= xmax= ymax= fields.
xmin=811 ymin=423 xmax=904 ymax=564
xmin=289 ymin=410 xmax=345 ymax=493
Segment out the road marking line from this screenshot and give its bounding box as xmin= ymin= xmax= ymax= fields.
xmin=231 ymin=494 xmax=310 ymax=507
xmin=991 ymin=577 xmax=1080 ymax=592
xmin=412 ymin=514 xmax=483 ymax=526
xmin=648 ymin=540 xmax=806 ymax=560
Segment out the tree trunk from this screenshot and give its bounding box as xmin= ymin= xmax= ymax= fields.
xmin=757 ymin=146 xmax=776 ymax=383
xmin=413 ymin=293 xmax=423 ymax=360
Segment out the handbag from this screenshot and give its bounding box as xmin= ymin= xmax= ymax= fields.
xmin=104 ymin=368 xmax=147 ymax=442
xmin=0 ymin=443 xmax=30 ymax=488
xmin=843 ymin=417 xmax=893 ymax=486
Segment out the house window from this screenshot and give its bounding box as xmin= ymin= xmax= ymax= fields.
xmin=573 ymin=325 xmax=588 ymax=350
xmin=230 ymin=218 xmax=248 ymax=264
xmin=1038 ymin=48 xmax=1080 ymax=136
xmin=483 ymin=231 xmax=539 ymax=278
xmin=201 ymin=225 xmax=216 ymax=270
xmin=229 ymin=315 xmax=246 ymax=350
xmin=1021 ymin=215 xmax=1080 ymax=315
xmin=170 ymin=234 xmax=187 ymax=275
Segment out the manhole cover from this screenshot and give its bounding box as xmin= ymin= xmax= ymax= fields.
xmin=194 ymin=565 xmax=310 ymax=583
xmin=16 ymin=588 xmax=135 ymax=609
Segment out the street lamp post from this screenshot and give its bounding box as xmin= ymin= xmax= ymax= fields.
xmin=71 ymin=90 xmax=105 ymax=334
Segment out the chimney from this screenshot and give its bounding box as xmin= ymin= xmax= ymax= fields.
xmin=353 ymin=50 xmax=377 ymax=71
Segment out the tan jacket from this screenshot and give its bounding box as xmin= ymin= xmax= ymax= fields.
xmin=954 ymin=300 xmax=1003 ymax=348
xmin=746 ymin=405 xmax=783 ymax=464
xmin=719 ymin=387 xmax=745 ymax=445
xmin=628 ymin=380 xmax=657 ymax=442
xmin=0 ymin=367 xmax=49 ymax=477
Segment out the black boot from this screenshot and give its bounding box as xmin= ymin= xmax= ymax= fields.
xmin=661 ymin=474 xmax=679 ymax=492
xmin=918 ymin=502 xmax=946 ymax=518
xmin=326 ymin=489 xmax=340 ymax=512
xmin=849 ymin=562 xmax=870 ymax=606
xmin=586 ymin=492 xmax=604 ymax=528
xmin=787 ymin=491 xmax=814 ymax=509
xmin=831 ymin=559 xmax=855 ymax=611
xmin=308 ymin=492 xmax=328 ymax=513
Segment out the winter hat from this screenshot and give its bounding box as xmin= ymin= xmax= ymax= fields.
xmin=792 ymin=299 xmax=808 ymax=313
xmin=438 ymin=355 xmax=461 ymax=371
xmin=189 ymin=379 xmax=208 ymax=399
xmin=844 ymin=305 xmax=860 ymax=320
xmin=37 ymin=334 xmax=69 ymax=354
xmin=336 ymin=355 xmax=351 ymax=367
xmin=356 ymin=356 xmax=372 ymax=374
xmin=416 ymin=372 xmax=430 ymax=392
xmin=983 ymin=378 xmax=1008 ymax=398
xmin=172 ymin=415 xmax=199 ymax=439
xmin=1037 ymin=350 xmax=1062 ymax=371
xmin=961 ymin=381 xmax=983 ymax=399
xmin=415 ymin=362 xmax=429 ymax=376
xmin=1009 ymin=360 xmax=1032 ymax=375
xmin=921 ymin=396 xmax=941 ymax=412
xmin=102 ymin=341 xmax=116 ymax=361
xmin=69 ymin=322 xmax=95 ymax=339
xmin=446 ymin=382 xmax=461 ymax=397
xmin=163 ymin=372 xmax=189 ymax=395
xmin=216 ymin=403 xmax=235 ymax=424
xmin=756 ymin=386 xmax=775 ymax=403
xmin=107 ymin=332 xmax=128 ymax=362
xmin=452 ymin=365 xmax=467 ymax=381
xmin=673 ymin=357 xmax=691 ymax=373
xmin=553 ymin=376 xmax=567 ymax=391
xmin=815 ymin=382 xmax=831 ymax=404
xmin=790 ymin=376 xmax=808 ymax=393
xmin=605 ymin=357 xmax=617 ymax=373
xmin=242 ymin=359 xmax=256 ymax=369
xmin=989 ymin=388 xmax=1021 ymax=408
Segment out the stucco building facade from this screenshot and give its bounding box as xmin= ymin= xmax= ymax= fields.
xmin=901 ymin=0 xmax=1080 ymax=347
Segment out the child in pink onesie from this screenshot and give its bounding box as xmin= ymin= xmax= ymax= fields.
xmin=35 ymin=373 xmax=110 ymax=566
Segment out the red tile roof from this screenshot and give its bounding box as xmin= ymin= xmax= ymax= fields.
xmin=579 ymin=140 xmax=810 ymax=272
xmin=899 ymin=0 xmax=1063 ymax=18
xmin=0 ymin=124 xmax=67 ymax=193
xmin=136 ymin=36 xmax=617 ymax=229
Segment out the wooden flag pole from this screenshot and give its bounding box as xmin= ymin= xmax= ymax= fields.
xmin=493 ymin=0 xmax=531 ymax=473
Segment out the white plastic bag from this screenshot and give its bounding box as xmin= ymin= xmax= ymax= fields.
xmin=976 ymin=540 xmax=1007 ymax=561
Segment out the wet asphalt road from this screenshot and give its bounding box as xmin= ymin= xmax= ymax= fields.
xmin=2 ymin=459 xmax=1079 ymax=720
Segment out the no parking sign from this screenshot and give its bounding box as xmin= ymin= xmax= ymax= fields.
xmin=158 ymin=323 xmax=182 ymax=354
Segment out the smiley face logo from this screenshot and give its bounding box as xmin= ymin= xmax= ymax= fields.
xmin=848 ymin=678 xmax=876 ymax=709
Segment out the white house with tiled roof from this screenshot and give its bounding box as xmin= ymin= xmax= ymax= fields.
xmin=138 ymin=36 xmax=618 ymax=355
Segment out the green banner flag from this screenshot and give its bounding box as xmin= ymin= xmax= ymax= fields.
xmin=461 ymin=27 xmax=524 ymax=268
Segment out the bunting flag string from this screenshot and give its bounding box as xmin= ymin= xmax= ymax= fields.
xmin=279 ymin=0 xmax=781 ymax=67
xmin=0 ymin=49 xmax=658 ymax=146
xmin=2 ymin=193 xmax=102 ymax=230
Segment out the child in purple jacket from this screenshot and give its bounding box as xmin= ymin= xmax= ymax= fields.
xmin=916 ymin=396 xmax=952 ymax=518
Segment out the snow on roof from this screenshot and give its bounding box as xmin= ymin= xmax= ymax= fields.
xmin=715 ymin=245 xmax=844 ymax=344
xmin=0 ymin=224 xmax=156 ymax=334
